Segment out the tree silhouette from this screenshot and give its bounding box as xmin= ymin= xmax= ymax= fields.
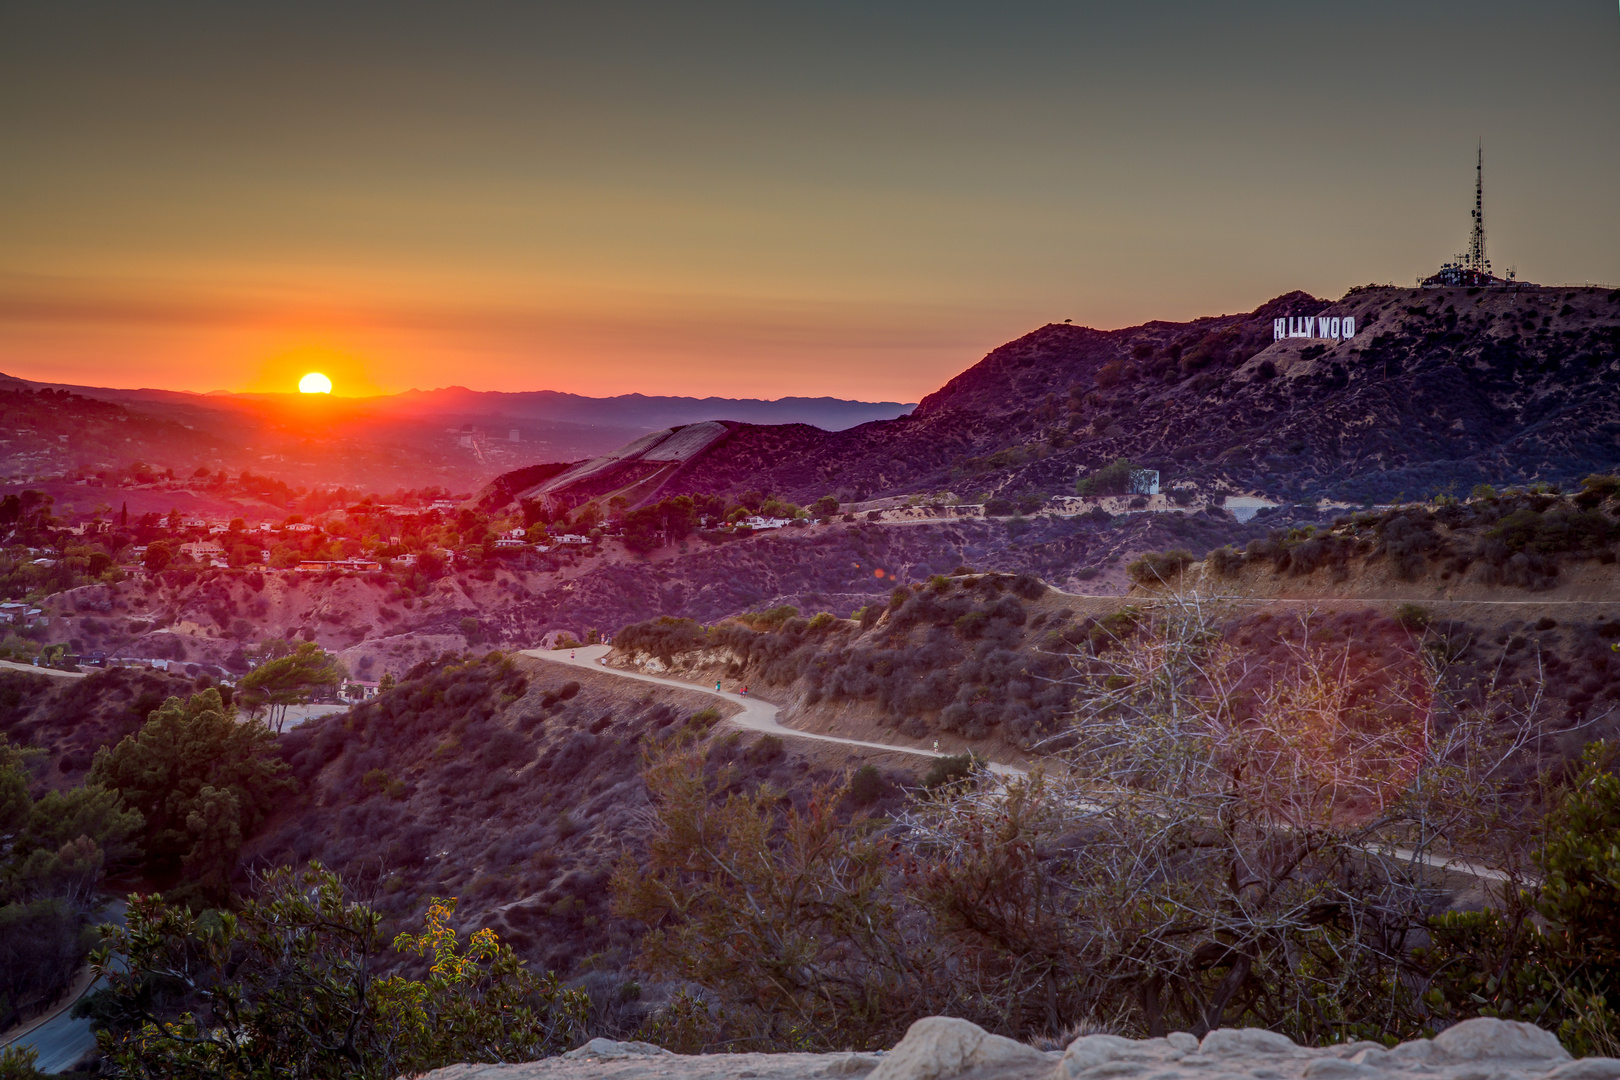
xmin=241 ymin=643 xmax=345 ymax=733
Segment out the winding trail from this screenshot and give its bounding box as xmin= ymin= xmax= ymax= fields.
xmin=520 ymin=646 xmax=1518 ymax=884
xmin=519 ymin=645 xmax=1024 ymax=778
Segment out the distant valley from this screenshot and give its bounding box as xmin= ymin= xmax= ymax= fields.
xmin=0 ymin=375 xmax=915 ymax=502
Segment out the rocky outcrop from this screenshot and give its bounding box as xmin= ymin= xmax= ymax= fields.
xmin=418 ymin=1015 xmax=1617 ymax=1080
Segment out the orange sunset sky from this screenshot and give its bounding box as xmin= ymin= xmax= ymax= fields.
xmin=2 ymin=3 xmax=1617 ymax=401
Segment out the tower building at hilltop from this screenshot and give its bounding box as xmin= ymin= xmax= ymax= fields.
xmin=1422 ymin=144 xmax=1527 ymax=288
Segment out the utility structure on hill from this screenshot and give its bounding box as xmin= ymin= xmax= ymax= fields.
xmin=1423 ymin=143 xmax=1526 ymax=288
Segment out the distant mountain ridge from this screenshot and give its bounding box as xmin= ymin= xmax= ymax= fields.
xmin=0 ymin=373 xmax=913 ymax=495
xmin=13 ymin=377 xmax=913 ymax=433
xmin=377 ymin=387 xmax=914 ymax=431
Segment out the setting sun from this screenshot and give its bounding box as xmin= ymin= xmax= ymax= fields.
xmin=298 ymin=372 xmax=333 ymax=394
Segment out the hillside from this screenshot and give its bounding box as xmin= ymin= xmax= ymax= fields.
xmin=0 ymin=665 xmax=195 ymax=791
xmin=1167 ymin=479 xmax=1620 ymax=606
xmin=604 ymin=483 xmax=1620 ymax=771
xmin=246 ymin=653 xmax=916 ymax=986
xmin=41 ymin=506 xmax=1295 ymax=681
xmin=493 ymin=285 xmax=1619 ymax=510
xmin=1138 ymin=483 xmax=1620 ymax=736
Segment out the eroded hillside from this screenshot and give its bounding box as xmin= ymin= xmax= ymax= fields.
xmin=1178 ymin=481 xmax=1620 ymax=604
xmin=609 ymin=487 xmax=1620 ymax=777
xmin=40 ymin=509 xmax=1293 ymax=681
xmin=245 ymin=653 xmax=916 ymax=987
xmin=0 ymin=666 xmax=194 ymax=791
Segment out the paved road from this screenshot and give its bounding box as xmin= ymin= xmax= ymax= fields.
xmin=520 ymin=645 xmax=1023 ymax=778
xmin=281 ymin=701 xmax=349 ymax=729
xmin=1 ymin=900 xmax=126 ymax=1074
xmin=521 ymin=646 xmax=1517 ymax=884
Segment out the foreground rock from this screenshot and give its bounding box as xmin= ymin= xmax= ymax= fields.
xmin=419 ymin=1016 xmax=1619 ymax=1080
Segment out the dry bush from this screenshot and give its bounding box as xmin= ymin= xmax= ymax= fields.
xmin=617 ymin=591 xmax=1566 ymax=1048
xmin=905 ymin=593 xmax=1556 ymax=1043
xmin=612 ymin=741 xmax=970 ymax=1051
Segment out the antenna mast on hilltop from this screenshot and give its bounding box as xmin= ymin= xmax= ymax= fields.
xmin=1465 ymin=141 xmax=1489 ymax=277
xmin=1421 ymin=142 xmax=1526 ymax=288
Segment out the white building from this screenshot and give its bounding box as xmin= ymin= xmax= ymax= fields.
xmin=179 ymin=541 xmax=226 ymax=562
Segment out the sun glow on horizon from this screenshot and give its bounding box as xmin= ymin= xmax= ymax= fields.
xmin=298 ymin=372 xmax=333 ymax=394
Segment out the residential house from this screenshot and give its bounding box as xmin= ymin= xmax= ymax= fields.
xmin=340 ymin=680 xmax=382 ymax=703
xmin=296 ymin=558 xmax=381 ymax=573
xmin=179 ymin=540 xmax=226 ymax=563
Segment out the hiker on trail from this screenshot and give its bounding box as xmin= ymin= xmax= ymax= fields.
xmin=716 ymin=680 xmax=722 ymax=692
xmin=570 ymin=650 xmax=576 ymax=659
xmin=741 ymin=686 xmax=748 ymax=698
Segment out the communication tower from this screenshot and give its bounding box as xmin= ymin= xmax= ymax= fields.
xmin=1464 ymin=142 xmax=1489 ymax=277
xmin=1422 ymin=142 xmax=1525 ymax=288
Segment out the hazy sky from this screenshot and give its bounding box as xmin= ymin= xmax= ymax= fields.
xmin=2 ymin=2 xmax=1617 ymax=400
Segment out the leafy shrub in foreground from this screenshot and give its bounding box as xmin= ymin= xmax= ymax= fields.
xmin=0 ymin=1044 xmax=44 ymax=1079
xmin=1423 ymin=743 xmax=1620 ymax=1056
xmin=1489 ymin=506 xmax=1615 ymax=557
xmin=1574 ymin=474 xmax=1620 ymax=509
xmin=90 ymin=863 xmax=589 ymax=1080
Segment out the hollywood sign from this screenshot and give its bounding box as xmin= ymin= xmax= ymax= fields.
xmin=1273 ymin=315 xmax=1355 ymax=342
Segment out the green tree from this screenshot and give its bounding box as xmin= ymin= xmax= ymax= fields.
xmin=89 ymin=690 xmax=293 ymax=905
xmin=0 ymin=735 xmax=143 ymax=901
xmin=0 ymin=1043 xmax=46 ymax=1079
xmin=141 ymin=541 xmax=172 ymax=574
xmin=91 ymin=863 xmax=589 ymax=1080
xmin=1425 ymin=742 xmax=1620 ymax=1056
xmin=240 ymin=642 xmax=344 ymax=732
xmin=0 ymin=736 xmax=142 ymax=1028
